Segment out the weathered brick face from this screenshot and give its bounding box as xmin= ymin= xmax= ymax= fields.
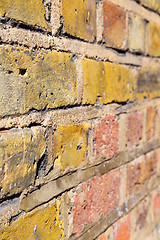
xmin=82 ymin=59 xmax=135 ymax=105
xmin=61 ymin=0 xmax=96 ymax=41
xmin=103 ymin=0 xmax=127 ymax=49
xmin=146 ymin=107 xmax=157 ymax=141
xmin=0 ymin=127 xmax=45 ymax=198
xmin=147 ymin=22 xmax=160 ymax=57
xmin=0 ymin=0 xmax=160 ymax=239
xmin=94 ymin=115 xmax=119 ymax=161
xmin=0 ymin=0 xmax=51 ymax=30
xmin=126 ymin=112 xmax=143 ymax=148
xmin=54 ymin=124 xmax=89 ymax=170
xmin=0 ymin=200 xmax=64 ymax=239
xmin=0 ymin=46 xmax=77 ymax=117
xmin=73 ymin=169 xmax=120 ymax=235
xmin=129 ymin=14 xmax=146 ymax=53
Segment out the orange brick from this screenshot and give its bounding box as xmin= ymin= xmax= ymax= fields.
xmin=113 ymin=215 xmax=131 ymax=240
xmin=103 ymin=0 xmax=127 ymax=49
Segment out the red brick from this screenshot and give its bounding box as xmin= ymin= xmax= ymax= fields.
xmin=145 ymin=151 xmax=158 ymax=180
xmin=127 ymin=152 xmax=158 ymax=197
xmin=127 ymin=157 xmax=146 ymax=197
xmin=103 ymin=0 xmax=127 ymax=49
xmin=73 ymin=169 xmax=120 ymax=235
xmin=146 ymin=107 xmax=157 ymax=141
xmin=153 ymin=192 xmax=160 ymax=217
xmin=134 ymin=198 xmax=149 ymax=230
xmin=126 ymin=112 xmax=143 ymax=149
xmin=113 ymin=215 xmax=131 ymax=240
xmin=94 ymin=115 xmax=119 ymax=161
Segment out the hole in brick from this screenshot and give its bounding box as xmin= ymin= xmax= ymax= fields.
xmin=19 ymin=68 xmax=27 ymax=76
xmin=75 ymin=9 xmax=77 ymax=14
xmin=39 ymin=93 xmax=42 ymax=99
xmin=6 ymin=70 xmax=13 ymax=74
xmin=77 ymin=144 xmax=82 ymax=151
xmin=51 ymin=92 xmax=53 ymax=95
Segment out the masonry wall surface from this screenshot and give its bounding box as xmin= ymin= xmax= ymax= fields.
xmin=0 ymin=0 xmax=160 ymax=239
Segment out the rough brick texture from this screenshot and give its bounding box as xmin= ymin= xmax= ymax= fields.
xmin=0 ymin=0 xmax=160 ymax=239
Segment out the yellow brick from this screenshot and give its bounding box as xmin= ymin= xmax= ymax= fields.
xmin=101 ymin=62 xmax=135 ymax=103
xmin=61 ymin=0 xmax=96 ymax=41
xmin=54 ymin=124 xmax=89 ymax=170
xmin=82 ymin=59 xmax=135 ymax=104
xmin=129 ymin=14 xmax=146 ymax=53
xmin=140 ymin=0 xmax=160 ymax=14
xmin=137 ymin=67 xmax=160 ymax=100
xmin=0 ymin=127 xmax=45 ymax=197
xmin=0 ymin=0 xmax=51 ymax=31
xmin=147 ymin=22 xmax=160 ymax=57
xmin=0 ymin=200 xmax=64 ymax=240
xmin=0 ymin=46 xmax=77 ymax=117
xmin=82 ymin=59 xmax=103 ymax=104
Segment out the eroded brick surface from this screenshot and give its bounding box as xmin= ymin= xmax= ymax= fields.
xmin=0 ymin=127 xmax=45 ymax=198
xmin=0 ymin=46 xmax=77 ymax=117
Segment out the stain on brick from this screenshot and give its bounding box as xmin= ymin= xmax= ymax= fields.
xmin=137 ymin=67 xmax=160 ymax=100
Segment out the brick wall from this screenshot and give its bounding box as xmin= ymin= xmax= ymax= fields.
xmin=0 ymin=0 xmax=160 ymax=239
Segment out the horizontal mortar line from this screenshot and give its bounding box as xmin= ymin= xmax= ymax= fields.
xmin=78 ymin=177 xmax=160 ymax=240
xmin=51 ymin=36 xmax=160 ymax=66
xmin=1 ymin=27 xmax=160 ymax=67
xmin=108 ymin=0 xmax=160 ymax=24
xmin=0 ymin=98 xmax=160 ymax=130
xmin=20 ymin=139 xmax=160 ymax=213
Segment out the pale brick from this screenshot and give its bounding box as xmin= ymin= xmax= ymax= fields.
xmin=129 ymin=14 xmax=146 ymax=53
